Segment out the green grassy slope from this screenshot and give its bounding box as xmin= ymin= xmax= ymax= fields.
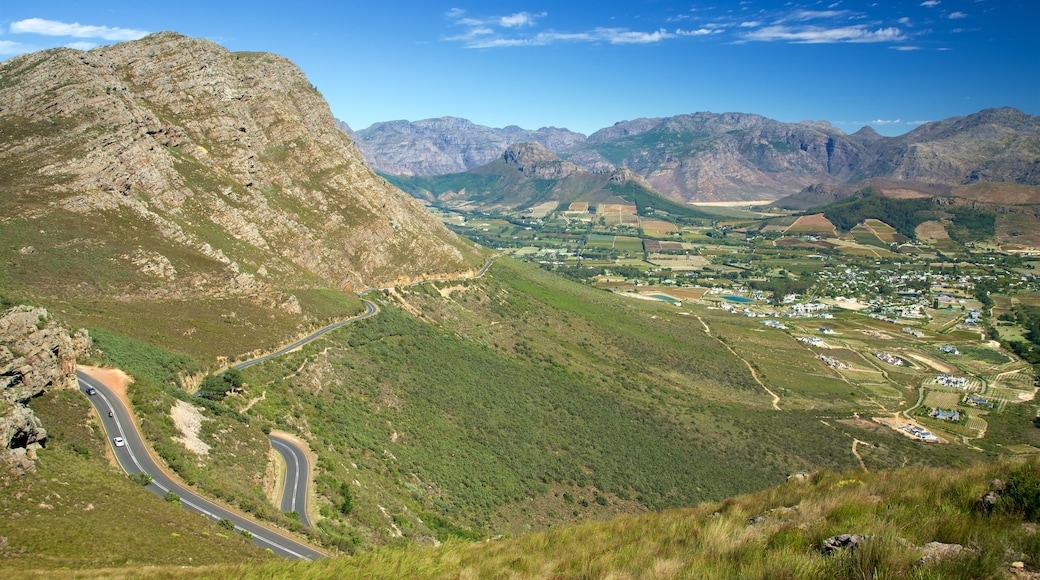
xmin=213 ymin=258 xmax=982 ymax=551
xmin=0 ymin=389 xmax=272 ymax=572
xmin=114 ymin=458 xmax=1040 ymax=578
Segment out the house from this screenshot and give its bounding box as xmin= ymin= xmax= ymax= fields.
xmin=938 ymin=345 xmax=959 ymax=355
xmin=931 ymin=408 xmax=960 ymax=421
xmin=965 ymin=395 xmax=993 ymax=408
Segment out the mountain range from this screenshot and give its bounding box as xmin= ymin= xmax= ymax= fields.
xmin=347 ymin=108 xmax=1040 ymax=205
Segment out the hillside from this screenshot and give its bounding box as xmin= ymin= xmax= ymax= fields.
xmin=354 ymin=109 xmax=1040 ymax=204
xmin=39 ymin=458 xmax=1040 ymax=577
xmin=0 ymin=32 xmax=484 ymax=358
xmin=386 ymin=141 xmax=713 ymax=219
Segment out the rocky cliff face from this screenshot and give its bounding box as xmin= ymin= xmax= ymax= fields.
xmin=354 ymin=116 xmax=586 ymax=176
xmin=0 ymin=307 xmax=88 ymax=473
xmin=501 ymin=142 xmax=581 ymax=180
xmin=0 ymin=32 xmax=480 ymax=298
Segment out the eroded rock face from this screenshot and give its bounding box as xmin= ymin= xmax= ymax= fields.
xmin=0 ymin=306 xmax=88 ymax=473
xmin=0 ymin=32 xmax=480 ymax=294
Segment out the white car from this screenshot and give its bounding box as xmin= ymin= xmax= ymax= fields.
xmin=113 ymin=437 xmax=125 ymax=447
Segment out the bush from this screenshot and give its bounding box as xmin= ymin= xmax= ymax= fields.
xmin=217 ymin=518 xmax=236 ymax=531
xmin=129 ymin=472 xmax=153 ymax=486
xmin=163 ymin=491 xmax=181 ymax=504
xmin=998 ymin=463 xmax=1040 ymax=521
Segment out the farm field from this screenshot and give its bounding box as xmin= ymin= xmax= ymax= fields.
xmin=784 ymin=213 xmax=836 ymax=235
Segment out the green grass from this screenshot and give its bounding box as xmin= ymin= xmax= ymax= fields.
xmin=193 ymin=258 xmax=990 ymax=551
xmin=141 ymin=458 xmax=1040 ymax=579
xmin=0 ymin=389 xmax=273 ymax=571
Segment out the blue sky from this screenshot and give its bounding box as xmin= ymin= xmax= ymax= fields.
xmin=2 ymin=1 xmax=1037 ymax=136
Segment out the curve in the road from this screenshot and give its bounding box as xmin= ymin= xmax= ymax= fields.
xmin=269 ymin=434 xmax=312 ymax=528
xmin=228 ymin=300 xmax=378 ymax=527
xmin=234 ymin=255 xmax=496 ymax=526
xmin=77 ymin=369 xmax=324 ymax=561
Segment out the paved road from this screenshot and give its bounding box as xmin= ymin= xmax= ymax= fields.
xmin=269 ymin=434 xmax=312 ymax=527
xmin=233 ymin=300 xmax=378 ymax=371
xmin=230 ymin=300 xmax=378 ymax=526
xmin=76 ymin=370 xmax=324 ymax=561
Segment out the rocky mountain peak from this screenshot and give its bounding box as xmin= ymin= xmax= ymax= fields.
xmin=502 ymin=142 xmax=558 ymax=166
xmin=0 ymin=32 xmax=481 ymax=296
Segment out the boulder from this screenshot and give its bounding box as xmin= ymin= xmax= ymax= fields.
xmin=821 ymin=534 xmax=866 ymax=556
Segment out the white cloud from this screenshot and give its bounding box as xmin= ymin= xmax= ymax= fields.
xmin=787 ymin=10 xmax=852 ymax=21
xmin=64 ymin=41 xmax=97 ymax=51
xmin=948 ymin=11 xmax=968 ymax=19
xmin=0 ymin=39 xmax=37 ymax=55
xmin=890 ymin=45 xmax=920 ymax=51
xmin=742 ymin=25 xmax=905 ymax=43
xmin=499 ymin=12 xmax=545 ymax=28
xmin=10 ymin=18 xmax=148 ymax=41
xmin=920 ymin=0 xmax=941 ymax=6
xmin=871 ymin=119 xmax=902 ymax=124
xmin=898 ymin=17 xmax=911 ymax=25
xmin=676 ymin=28 xmax=722 ymax=36
xmin=740 ymin=21 xmax=762 ymax=27
xmin=594 ymin=28 xmax=673 ymax=44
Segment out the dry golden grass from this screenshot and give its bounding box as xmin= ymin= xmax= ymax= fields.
xmin=117 ymin=458 xmax=1040 ymax=579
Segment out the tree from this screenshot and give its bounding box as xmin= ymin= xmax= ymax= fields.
xmin=340 ymin=482 xmax=354 ymax=515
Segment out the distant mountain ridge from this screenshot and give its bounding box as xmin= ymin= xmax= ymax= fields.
xmin=350 ymin=108 xmax=1040 ymax=203
xmin=353 ymin=116 xmax=586 ymax=176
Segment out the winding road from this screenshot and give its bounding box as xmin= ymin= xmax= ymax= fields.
xmin=269 ymin=433 xmax=312 ymax=527
xmin=80 ymin=255 xmax=494 ymax=557
xmin=228 ymin=299 xmax=378 ymax=527
xmin=76 ymin=370 xmax=325 ymax=560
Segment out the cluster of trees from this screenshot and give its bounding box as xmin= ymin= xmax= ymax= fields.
xmin=198 ymin=368 xmax=245 ymax=401
xmin=1008 ymin=304 xmax=1040 ymax=365
xmin=822 ymin=190 xmax=935 ymax=239
xmin=820 ymin=189 xmax=997 ymax=243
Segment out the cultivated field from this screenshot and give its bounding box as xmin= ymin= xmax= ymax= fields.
xmin=784 ymin=213 xmax=836 ymax=235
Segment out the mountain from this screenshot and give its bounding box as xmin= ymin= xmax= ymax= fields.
xmin=860 ymin=107 xmax=1040 ymax=185
xmin=0 ymin=33 xmax=482 ymax=321
xmin=354 ymin=116 xmax=587 ymax=176
xmin=386 ymin=141 xmax=711 ymax=218
xmin=354 ymin=109 xmax=1040 ymax=203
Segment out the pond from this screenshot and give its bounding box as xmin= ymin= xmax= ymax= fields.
xmin=649 ymin=294 xmax=681 ymax=304
xmin=722 ymin=295 xmax=753 ymax=303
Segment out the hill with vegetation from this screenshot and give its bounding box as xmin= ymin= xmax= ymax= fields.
xmin=218 ymin=458 xmax=1040 ymax=579
xmin=0 ymin=31 xmax=484 ymax=361
xmin=386 ymin=142 xmax=713 ymax=219
xmin=770 ymin=182 xmax=1040 ymax=247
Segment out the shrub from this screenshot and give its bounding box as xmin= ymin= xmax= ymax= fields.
xmin=217 ymin=518 xmax=235 ymax=531
xmin=129 ymin=472 xmax=152 ymax=486
xmin=998 ymin=462 xmax=1040 ymax=521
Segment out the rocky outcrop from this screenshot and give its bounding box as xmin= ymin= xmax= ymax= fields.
xmin=0 ymin=32 xmax=481 ymax=296
xmin=0 ymin=306 xmax=88 ymax=473
xmin=820 ymin=534 xmax=867 ymax=556
xmin=502 ymin=142 xmax=580 ymax=180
